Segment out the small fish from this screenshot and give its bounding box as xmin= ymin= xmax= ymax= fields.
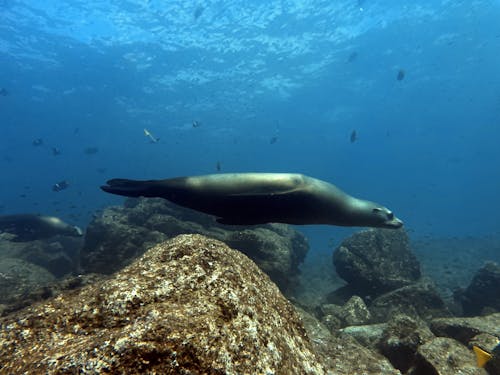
xmin=216 ymin=161 xmax=221 ymax=171
xmin=194 ymin=5 xmax=204 ymax=20
xmin=350 ymin=130 xmax=358 ymax=143
xmin=84 ymin=147 xmax=99 ymax=155
xmin=52 ymin=147 xmax=61 ymax=156
xmin=192 ymin=120 xmax=201 ymax=128
xmin=347 ymin=52 xmax=358 ymax=63
xmin=32 ymin=138 xmax=43 ymax=146
xmin=396 ymin=69 xmax=405 ymax=81
xmin=0 ymin=88 xmax=8 ymax=96
xmin=52 ymin=180 xmax=69 ymax=192
xmin=144 ymin=128 xmax=159 ymax=143
xmin=270 ymin=136 xmax=278 ymax=144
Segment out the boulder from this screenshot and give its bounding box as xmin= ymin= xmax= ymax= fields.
xmin=0 ymin=257 xmax=55 ymax=309
xmin=80 ymin=198 xmax=308 ymax=292
xmin=296 ymin=307 xmax=400 ymax=375
xmin=333 ymin=228 xmax=420 ymax=298
xmin=407 ymin=337 xmax=484 ymax=375
xmin=318 ymin=296 xmax=371 ymax=331
xmin=369 ymin=278 xmax=450 ymax=322
xmin=378 ymin=314 xmax=435 ymax=373
xmin=430 ymin=313 xmax=500 ymax=345
xmin=457 ymin=262 xmax=500 ymax=316
xmin=0 ymin=234 xmax=324 ymax=374
xmin=339 ymin=323 xmax=387 ymax=349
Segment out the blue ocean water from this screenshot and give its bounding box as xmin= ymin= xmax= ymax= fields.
xmin=1 ymin=0 xmax=499 ymax=253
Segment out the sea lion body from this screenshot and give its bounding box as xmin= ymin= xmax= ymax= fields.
xmin=0 ymin=214 xmax=83 ymax=241
xmin=101 ymin=173 xmax=403 ymax=229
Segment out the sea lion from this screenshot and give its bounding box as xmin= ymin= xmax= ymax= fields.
xmin=101 ymin=173 xmax=403 ymax=229
xmin=0 ymin=214 xmax=83 ymax=241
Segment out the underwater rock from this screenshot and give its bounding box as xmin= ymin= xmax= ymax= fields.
xmin=377 ymin=314 xmax=435 ymax=373
xmin=296 ymin=307 xmax=400 ymax=374
xmin=224 ymin=225 xmax=308 ymax=293
xmin=0 ymin=257 xmax=55 ymax=309
xmin=318 ymin=295 xmax=371 ymax=331
xmin=407 ymin=337 xmax=482 ymax=375
xmin=81 ymin=198 xmax=308 ymax=293
xmin=339 ymin=323 xmax=387 ymax=349
xmin=369 ymin=278 xmax=450 ymax=322
xmin=0 ymin=235 xmax=324 ymax=374
xmin=430 ymin=313 xmax=500 ymax=345
xmin=333 ymin=228 xmax=420 ymax=298
xmin=458 ymin=261 xmax=500 ymax=316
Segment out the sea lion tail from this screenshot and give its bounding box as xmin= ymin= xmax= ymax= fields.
xmin=100 ymin=179 xmax=160 ymax=198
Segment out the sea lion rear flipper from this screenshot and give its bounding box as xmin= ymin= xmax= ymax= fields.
xmin=101 ymin=179 xmax=159 ymax=198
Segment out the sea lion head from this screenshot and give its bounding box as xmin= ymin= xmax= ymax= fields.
xmin=41 ymin=216 xmax=84 ymax=237
xmin=347 ymin=199 xmax=403 ymax=229
xmin=370 ymin=206 xmax=403 ymax=228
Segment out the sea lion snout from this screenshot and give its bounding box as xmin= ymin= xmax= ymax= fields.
xmin=384 ymin=216 xmax=404 ymax=229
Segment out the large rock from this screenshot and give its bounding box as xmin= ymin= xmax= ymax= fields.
xmin=296 ymin=307 xmax=400 ymax=375
xmin=456 ymin=261 xmax=500 ymax=316
xmin=81 ymin=198 xmax=308 ymax=292
xmin=318 ymin=296 xmax=371 ymax=331
xmin=430 ymin=313 xmax=500 ymax=345
xmin=0 ymin=257 xmax=55 ymax=310
xmin=0 ymin=234 xmax=324 ymax=374
xmin=407 ymin=337 xmax=484 ymax=375
xmin=378 ymin=314 xmax=435 ymax=373
xmin=333 ymin=229 xmax=420 ymax=298
xmin=369 ymin=279 xmax=450 ymax=322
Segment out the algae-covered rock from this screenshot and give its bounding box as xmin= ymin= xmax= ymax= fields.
xmin=318 ymin=295 xmax=371 ymax=331
xmin=0 ymin=234 xmax=324 ymax=374
xmin=369 ymin=278 xmax=449 ymax=322
xmin=378 ymin=314 xmax=435 ymax=373
xmin=333 ymin=228 xmax=420 ymax=298
xmin=80 ymin=198 xmax=308 ymax=292
xmin=430 ymin=313 xmax=500 ymax=345
xmin=458 ymin=262 xmax=500 ymax=316
xmin=408 ymin=337 xmax=484 ymax=375
xmin=0 ymin=257 xmax=55 ymax=307
xmin=295 ymin=307 xmax=400 ymax=375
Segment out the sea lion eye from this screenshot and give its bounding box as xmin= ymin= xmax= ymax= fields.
xmin=387 ymin=212 xmax=394 ymax=220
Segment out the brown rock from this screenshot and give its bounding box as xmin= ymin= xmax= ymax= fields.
xmin=81 ymin=199 xmax=308 ymax=292
xmin=430 ymin=313 xmax=500 ymax=345
xmin=295 ymin=307 xmax=400 ymax=375
xmin=0 ymin=234 xmax=324 ymax=374
xmin=370 ymin=278 xmax=449 ymax=322
xmin=378 ymin=314 xmax=435 ymax=373
xmin=333 ymin=228 xmax=420 ymax=298
xmin=408 ymin=337 xmax=485 ymax=375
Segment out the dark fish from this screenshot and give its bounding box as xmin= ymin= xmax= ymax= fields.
xmin=0 ymin=88 xmax=8 ymax=96
xmin=396 ymin=69 xmax=405 ymax=81
xmin=52 ymin=180 xmax=69 ymax=192
xmin=84 ymin=147 xmax=99 ymax=155
xmin=270 ymin=136 xmax=278 ymax=144
xmin=347 ymin=52 xmax=358 ymax=63
xmin=52 ymin=147 xmax=61 ymax=156
xmin=350 ymin=130 xmax=358 ymax=143
xmin=32 ymin=138 xmax=43 ymax=146
xmin=194 ymin=5 xmax=204 ymax=20
xmin=192 ymin=120 xmax=201 ymax=128
xmin=216 ymin=161 xmax=221 ymax=171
